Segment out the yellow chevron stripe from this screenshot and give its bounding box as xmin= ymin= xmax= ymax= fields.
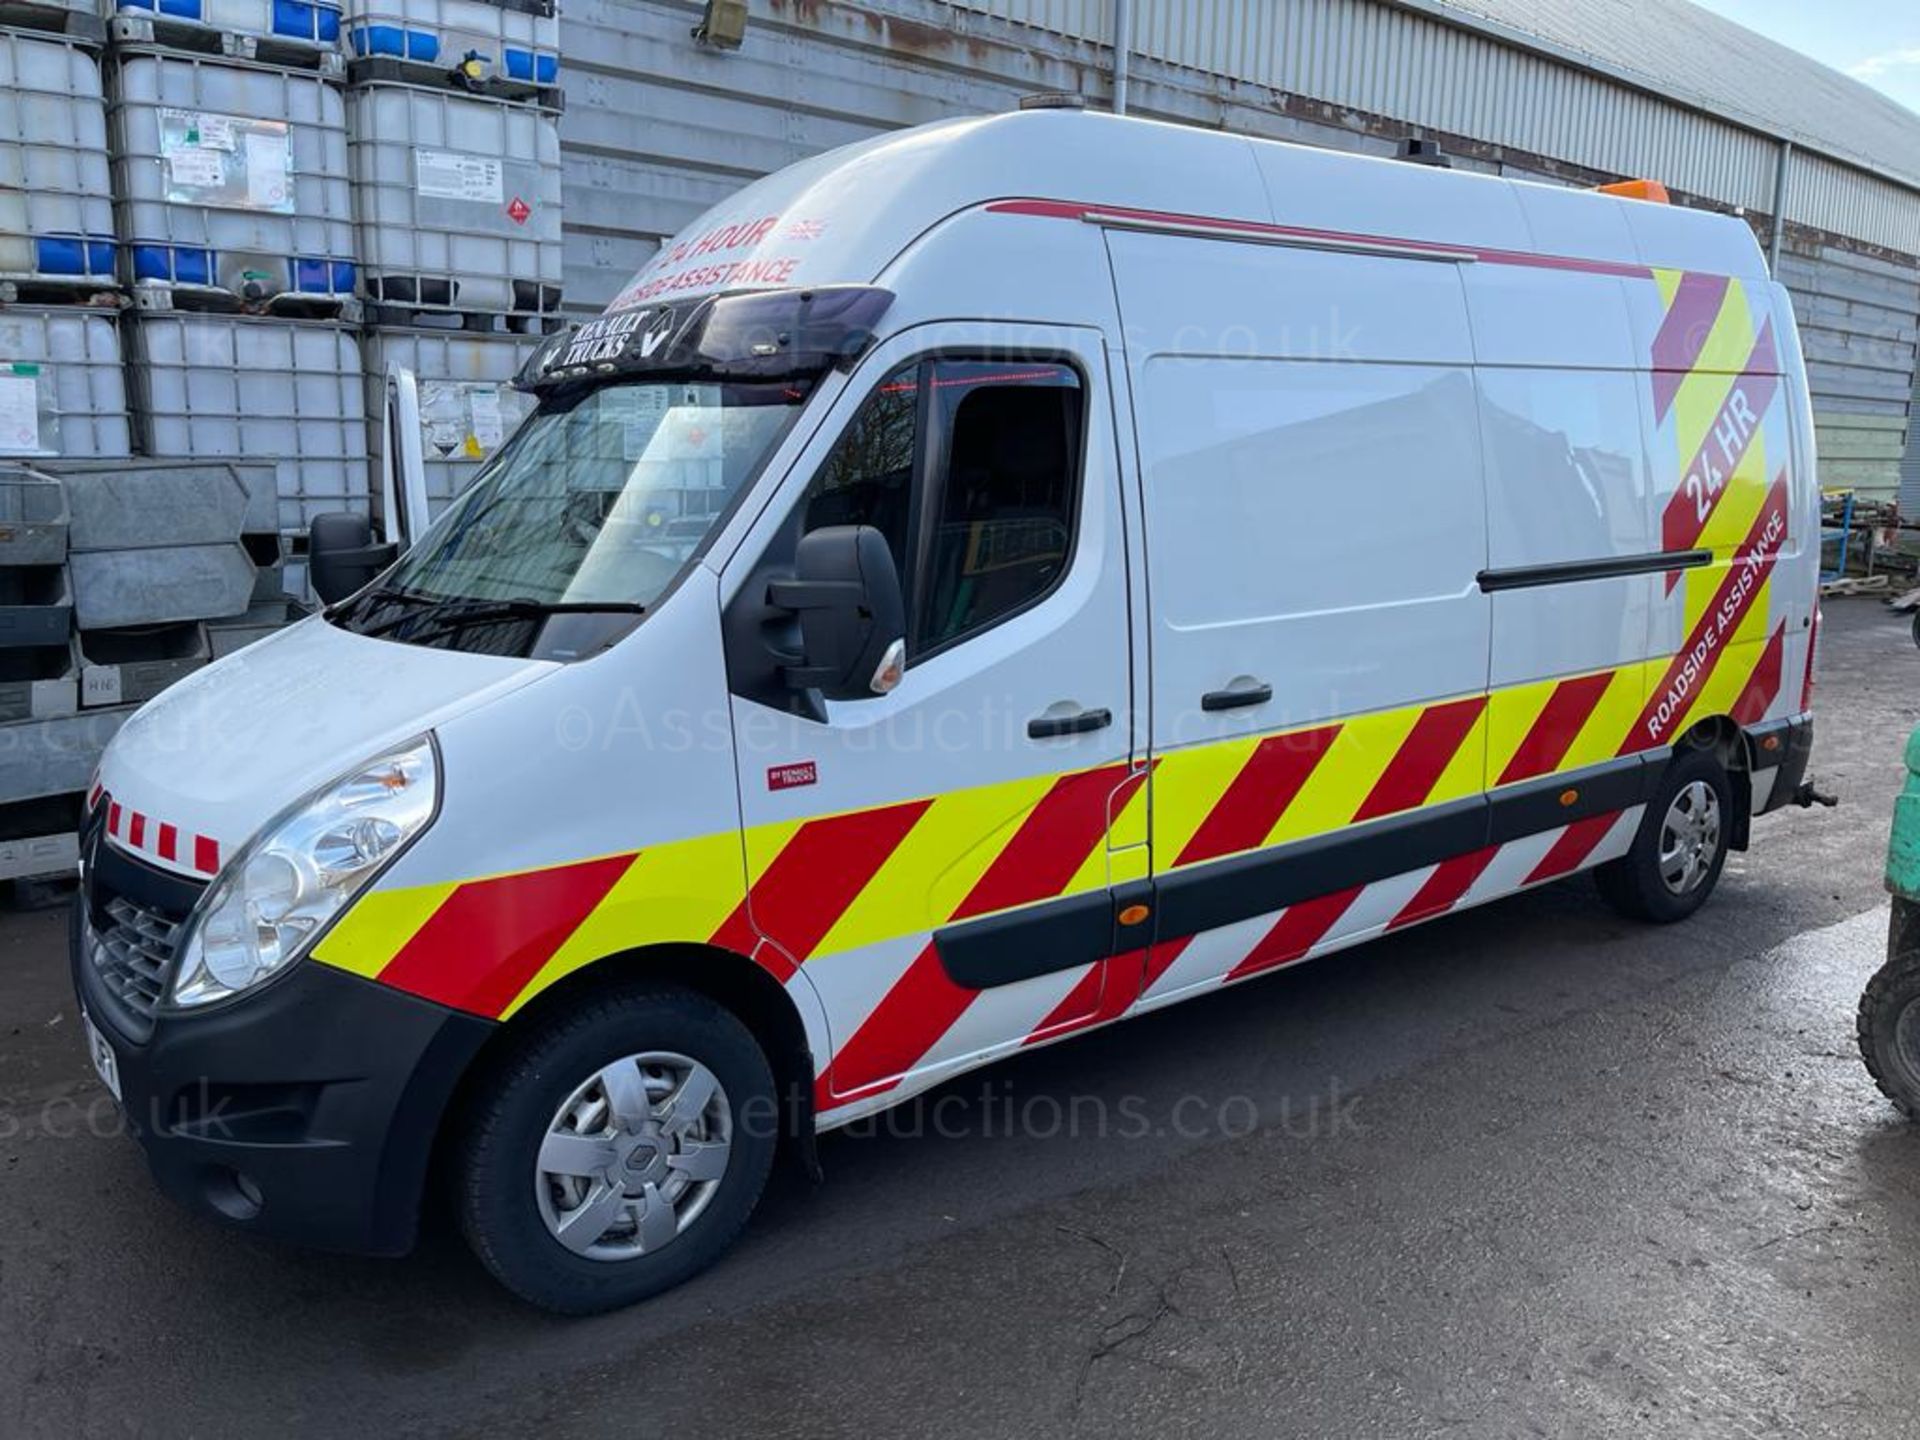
xmin=313 ymin=881 xmax=458 ymax=979
xmin=816 ymin=773 xmax=1051 ymax=958
xmin=502 ymin=830 xmax=747 ymax=1017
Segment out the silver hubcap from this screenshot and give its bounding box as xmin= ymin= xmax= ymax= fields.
xmin=1658 ymin=780 xmax=1721 ymax=896
xmin=535 ymin=1051 xmax=732 ymax=1262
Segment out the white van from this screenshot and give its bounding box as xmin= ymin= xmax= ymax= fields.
xmin=74 ymin=108 xmax=1822 ymax=1312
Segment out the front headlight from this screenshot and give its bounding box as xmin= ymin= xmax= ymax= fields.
xmin=169 ymin=737 xmax=439 ymax=1009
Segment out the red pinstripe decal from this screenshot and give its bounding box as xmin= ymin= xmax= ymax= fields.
xmin=1353 ymin=697 xmax=1486 ymax=823
xmin=1650 ymin=272 xmax=1733 ymax=421
xmin=1174 ymin=725 xmax=1340 ymax=868
xmin=193 ymin=835 xmax=220 ymax=875
xmin=1388 ymin=846 xmax=1500 ymax=930
xmin=1624 ymin=474 xmax=1789 ymax=754
xmin=107 ymin=801 xmax=122 ymax=838
xmin=1497 ymin=673 xmax=1614 ymax=786
xmin=723 ymin=799 xmax=933 ymax=967
xmin=1227 ymin=887 xmax=1365 ymax=981
xmin=156 ymin=822 xmax=178 ymax=864
xmin=985 ymin=199 xmax=1656 ymax=279
xmin=1524 ymin=813 xmax=1623 ymax=885
xmin=377 ymin=853 xmax=636 ymax=1016
xmin=1730 ymin=622 xmax=1787 ymax=726
xmin=1659 ymin=323 xmax=1780 ymax=585
xmin=825 ymin=763 xmax=1139 ymax=1103
xmin=128 ymin=812 xmax=146 ymax=849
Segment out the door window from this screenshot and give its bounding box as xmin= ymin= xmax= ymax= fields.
xmin=798 ymin=358 xmax=1083 ymax=660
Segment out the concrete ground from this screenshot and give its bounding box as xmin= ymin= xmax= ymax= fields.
xmin=3 ymin=598 xmax=1918 ymax=1439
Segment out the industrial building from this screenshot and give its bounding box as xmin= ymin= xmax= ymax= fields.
xmin=555 ymin=0 xmax=1920 ymax=513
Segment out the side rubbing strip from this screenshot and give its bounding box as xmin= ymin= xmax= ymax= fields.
xmin=1478 ymin=550 xmax=1710 ymax=593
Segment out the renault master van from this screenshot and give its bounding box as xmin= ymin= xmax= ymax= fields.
xmin=73 ymin=109 xmax=1822 ymax=1312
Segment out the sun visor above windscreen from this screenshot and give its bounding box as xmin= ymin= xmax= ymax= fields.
xmin=515 ymin=285 xmax=894 ymax=392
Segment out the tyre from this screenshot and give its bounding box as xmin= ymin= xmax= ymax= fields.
xmin=457 ymin=984 xmax=778 ymax=1314
xmin=1594 ymin=746 xmax=1733 ymax=923
xmin=1859 ymin=900 xmax=1920 ymax=1121
xmin=1911 ymin=609 xmax=1920 ymax=651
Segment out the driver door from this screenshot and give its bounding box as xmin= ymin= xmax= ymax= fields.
xmin=719 ymin=323 xmax=1142 ymax=1112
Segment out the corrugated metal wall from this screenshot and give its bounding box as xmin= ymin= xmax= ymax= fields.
xmin=556 ymin=0 xmax=1920 ymax=503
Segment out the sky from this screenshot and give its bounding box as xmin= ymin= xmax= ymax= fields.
xmin=1691 ymin=0 xmax=1920 ymax=113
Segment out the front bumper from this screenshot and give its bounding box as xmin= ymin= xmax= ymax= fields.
xmin=71 ymin=891 xmax=493 ymax=1256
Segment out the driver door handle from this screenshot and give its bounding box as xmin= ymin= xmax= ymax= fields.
xmin=1027 ymin=706 xmax=1113 ymax=739
xmin=1201 ymin=681 xmax=1272 ymax=712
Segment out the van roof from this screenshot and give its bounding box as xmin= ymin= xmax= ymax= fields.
xmin=605 ymin=109 xmax=1769 ymax=314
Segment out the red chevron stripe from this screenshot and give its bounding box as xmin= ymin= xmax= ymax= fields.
xmin=377 ymin=853 xmax=636 ymax=1016
xmin=1226 ymin=886 xmax=1364 ymax=981
xmin=1730 ymin=622 xmax=1787 ymax=726
xmin=1174 ymin=725 xmax=1340 ymax=868
xmin=1659 ymin=322 xmax=1779 ymax=585
xmin=1524 ymin=812 xmax=1623 ymax=885
xmin=1352 ymin=697 xmax=1485 ymax=823
xmin=1388 ymin=846 xmax=1500 ymax=930
xmin=714 ymin=798 xmax=932 ymax=967
xmin=825 ymin=763 xmax=1142 ymax=1102
xmin=1624 ymin=474 xmax=1789 ymax=754
xmin=1142 ymin=934 xmax=1195 ymax=994
xmin=1023 ymin=948 xmax=1146 ymax=1045
xmin=1497 ymin=672 xmax=1614 ymax=786
xmin=1650 ymin=272 xmax=1733 ymax=421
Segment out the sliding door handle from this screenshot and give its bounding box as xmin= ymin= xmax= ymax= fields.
xmin=1028 ymin=706 xmax=1113 ymax=739
xmin=1201 ymin=681 xmax=1272 ymax=712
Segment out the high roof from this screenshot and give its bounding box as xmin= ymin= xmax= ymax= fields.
xmin=1428 ymin=0 xmax=1920 ymax=190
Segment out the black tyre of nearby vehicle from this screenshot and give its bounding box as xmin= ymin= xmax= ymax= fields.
xmin=1858 ymin=900 xmax=1920 ymax=1122
xmin=457 ymin=984 xmax=778 ymax=1314
xmin=1594 ymin=746 xmax=1734 ymax=923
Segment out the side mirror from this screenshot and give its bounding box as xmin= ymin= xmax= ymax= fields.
xmin=768 ymin=525 xmax=906 ymax=700
xmin=309 ymin=512 xmax=400 ymax=606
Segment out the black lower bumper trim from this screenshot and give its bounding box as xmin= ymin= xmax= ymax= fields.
xmin=1752 ymin=714 xmax=1814 ymax=813
xmin=72 ymin=901 xmax=494 ymax=1256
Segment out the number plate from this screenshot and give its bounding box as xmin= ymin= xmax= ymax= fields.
xmin=81 ymin=1010 xmax=121 ymax=1103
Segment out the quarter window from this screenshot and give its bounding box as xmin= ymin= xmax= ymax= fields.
xmin=798 ymin=358 xmax=1083 ymax=659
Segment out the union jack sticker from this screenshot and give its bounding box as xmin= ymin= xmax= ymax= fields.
xmin=785 ymin=219 xmax=826 ymax=241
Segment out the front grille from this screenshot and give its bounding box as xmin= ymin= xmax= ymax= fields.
xmin=81 ymin=825 xmax=206 ymax=1040
xmin=89 ymin=895 xmax=182 ymax=1021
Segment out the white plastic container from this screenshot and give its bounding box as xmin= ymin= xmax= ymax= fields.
xmin=126 ymin=313 xmax=368 ymax=531
xmin=109 ymin=0 xmax=344 ymax=53
xmin=0 ymin=32 xmax=115 ymax=294
xmin=344 ymin=0 xmax=555 ymax=86
xmin=362 ymin=324 xmax=535 ymax=516
xmin=108 ymin=50 xmax=355 ymax=310
xmin=347 ymin=80 xmax=561 ymax=318
xmin=0 ymin=307 xmax=132 ymax=458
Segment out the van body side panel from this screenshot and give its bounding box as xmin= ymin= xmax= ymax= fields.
xmin=1623 ymin=268 xmax=1799 ymax=756
xmin=1469 ymin=263 xmax=1660 ymax=790
xmin=1109 ymin=229 xmax=1494 ymax=993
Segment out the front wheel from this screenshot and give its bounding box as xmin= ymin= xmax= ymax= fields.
xmin=1859 ymin=900 xmax=1920 ymax=1121
xmin=1595 ymin=746 xmax=1733 ymax=923
xmin=456 ymin=985 xmax=778 ymax=1314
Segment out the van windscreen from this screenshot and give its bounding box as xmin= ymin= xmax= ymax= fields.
xmin=330 ymin=377 xmax=810 ymax=659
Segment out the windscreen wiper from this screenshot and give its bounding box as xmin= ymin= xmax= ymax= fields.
xmin=368 ymin=596 xmax=648 ymax=644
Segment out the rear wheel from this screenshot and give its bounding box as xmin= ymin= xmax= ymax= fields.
xmin=457 ymin=985 xmax=777 ymax=1314
xmin=1595 ymin=746 xmax=1733 ymax=923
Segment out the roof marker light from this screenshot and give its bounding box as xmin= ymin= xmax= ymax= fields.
xmin=1597 ymin=179 xmax=1672 ymax=204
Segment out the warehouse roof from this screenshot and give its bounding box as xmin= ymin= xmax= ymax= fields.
xmin=1425 ymin=0 xmax=1920 ymax=190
